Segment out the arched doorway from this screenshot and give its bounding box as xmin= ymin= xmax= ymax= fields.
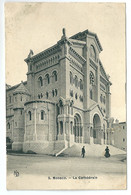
xmin=93 ymin=114 xmax=101 ymax=144
xmin=73 ymin=114 xmax=82 ymax=143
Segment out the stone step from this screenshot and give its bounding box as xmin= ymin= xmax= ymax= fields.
xmin=60 ymin=143 xmax=126 ymax=157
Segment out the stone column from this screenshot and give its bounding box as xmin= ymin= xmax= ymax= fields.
xmin=101 ymin=128 xmax=104 ymax=145
xmin=33 ymin=108 xmax=37 ymax=141
xmin=24 ymin=111 xmax=27 ymax=141
xmin=57 ymin=121 xmax=60 ymax=140
xmin=90 ymin=127 xmax=94 ymax=144
xmin=63 ymin=119 xmax=65 ymax=140
xmin=106 ymin=84 xmax=111 ymax=119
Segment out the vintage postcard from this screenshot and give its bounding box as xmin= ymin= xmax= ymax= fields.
xmin=5 ymin=2 xmax=126 ymax=190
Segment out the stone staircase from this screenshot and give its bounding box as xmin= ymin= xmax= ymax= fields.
xmin=58 ymin=143 xmax=126 ymax=157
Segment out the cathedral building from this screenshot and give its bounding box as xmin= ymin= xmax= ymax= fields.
xmin=6 ymin=29 xmax=113 ymax=154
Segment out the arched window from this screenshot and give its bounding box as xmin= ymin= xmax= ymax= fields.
xmin=52 ymin=71 xmax=57 ymax=82
xmin=100 ymin=94 xmax=102 ymax=103
xmin=90 ymin=89 xmax=93 ymax=99
xmin=70 ymin=90 xmax=73 ymax=97
xmin=45 ymin=74 xmax=50 ymax=84
xmin=90 ymin=71 xmax=95 ymax=85
xmin=80 ymin=79 xmax=83 ymax=90
xmin=75 ymin=93 xmax=78 ymax=99
xmin=70 ymin=72 xmax=73 ymax=84
xmin=55 ymin=89 xmax=57 ymax=96
xmin=52 ymin=90 xmax=55 ymax=97
xmin=41 ymin=110 xmax=45 ymax=120
xmin=60 ymin=121 xmax=63 ymax=134
xmin=90 ymin=45 xmax=96 ymax=61
xmin=75 ymin=75 xmax=78 ymax=87
xmin=38 ymin=76 xmax=43 ymax=87
xmin=46 ymin=92 xmax=49 ymax=99
xmin=28 ymin=111 xmax=32 ymax=121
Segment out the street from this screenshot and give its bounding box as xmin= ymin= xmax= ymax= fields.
xmin=7 ymin=153 xmax=126 ymax=190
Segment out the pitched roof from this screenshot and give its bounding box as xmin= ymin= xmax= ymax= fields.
xmin=70 ymin=29 xmax=103 ymax=52
xmin=13 ymin=81 xmax=30 ymax=95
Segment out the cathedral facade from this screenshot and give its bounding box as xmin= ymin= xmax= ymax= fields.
xmin=6 ymin=29 xmax=113 ymax=155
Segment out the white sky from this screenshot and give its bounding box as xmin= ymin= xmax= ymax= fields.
xmin=5 ymin=2 xmax=126 ymax=122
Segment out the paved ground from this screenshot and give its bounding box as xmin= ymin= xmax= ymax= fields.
xmin=6 ymin=153 xmax=127 ymax=190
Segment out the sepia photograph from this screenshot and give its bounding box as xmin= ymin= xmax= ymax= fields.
xmin=5 ymin=2 xmax=126 ymax=190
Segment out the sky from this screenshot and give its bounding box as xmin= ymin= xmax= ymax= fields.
xmin=5 ymin=2 xmax=126 ymax=122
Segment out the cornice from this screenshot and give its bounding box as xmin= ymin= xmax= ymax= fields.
xmin=24 ymin=44 xmax=61 ymax=63
xmin=24 ymin=99 xmax=55 ymax=106
xmin=69 ymin=38 xmax=86 ymax=46
xmin=69 ymin=46 xmax=86 ymax=64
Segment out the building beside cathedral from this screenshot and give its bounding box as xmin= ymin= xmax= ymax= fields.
xmin=6 ymin=29 xmax=113 ymax=155
xmin=113 ymin=121 xmax=127 ymax=151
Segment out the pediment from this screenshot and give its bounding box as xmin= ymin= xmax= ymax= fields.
xmin=88 ymin=103 xmax=104 ymax=117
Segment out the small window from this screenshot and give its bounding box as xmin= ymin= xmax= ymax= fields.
xmin=46 ymin=92 xmax=49 ymax=99
xmin=90 ymin=71 xmax=95 ymax=85
xmin=75 ymin=93 xmax=78 ymax=99
xmin=75 ymin=75 xmax=78 ymax=87
xmin=60 ymin=121 xmax=63 ymax=135
xmin=28 ymin=111 xmax=32 ymax=121
xmin=80 ymin=95 xmax=83 ymax=102
xmin=21 ymin=110 xmax=22 ymax=115
xmin=15 ymin=97 xmax=17 ymax=102
xmin=55 ymin=89 xmax=58 ymax=96
xmin=70 ymin=72 xmax=73 ymax=84
xmin=70 ymin=90 xmax=73 ymax=97
xmin=39 ymin=76 xmax=43 ymax=87
xmin=15 ymin=122 xmax=17 ymax=126
xmin=41 ymin=110 xmax=45 ymax=120
xmin=52 ymin=90 xmax=55 ymax=97
xmin=100 ymin=94 xmax=102 ymax=103
xmin=41 ymin=93 xmax=43 ymax=98
xmin=90 ymin=89 xmax=93 ymax=99
xmin=123 ymin=138 xmax=125 ymax=142
xmin=45 ymin=74 xmax=50 ymax=84
xmin=52 ymin=71 xmax=57 ymax=82
xmin=80 ymin=79 xmax=83 ymax=90
xmin=21 ymin=96 xmax=22 ymax=101
xmin=123 ymin=126 xmax=125 ymax=129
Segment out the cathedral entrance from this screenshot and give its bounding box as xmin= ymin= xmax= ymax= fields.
xmin=73 ymin=114 xmax=82 ymax=143
xmin=93 ymin=114 xmax=101 ymax=144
